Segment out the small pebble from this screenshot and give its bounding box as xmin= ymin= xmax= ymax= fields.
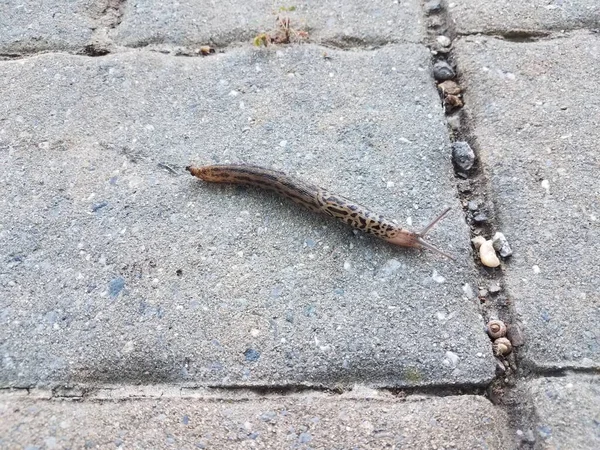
xmin=451 ymin=141 xmax=475 ymax=171
xmin=488 ymin=282 xmax=502 ymax=294
xmin=444 ymin=94 xmax=463 ymax=108
xmin=244 ymin=348 xmax=260 ymax=362
xmin=479 ymin=240 xmax=500 ymax=268
xmin=537 ymin=425 xmax=552 ymax=439
xmin=433 ymin=61 xmax=456 ymax=81
xmin=298 ymin=432 xmax=312 ymax=444
xmin=447 ymin=113 xmax=461 ymax=131
xmin=492 ymin=232 xmax=513 ymax=257
xmin=260 ymin=411 xmax=278 ymax=423
xmin=108 ymin=277 xmax=125 ymax=299
xmin=479 ymin=289 xmax=488 ymax=297
xmin=522 ymin=429 xmax=536 ymax=444
xmin=462 ymin=283 xmax=475 ymax=299
xmin=495 ymin=359 xmax=506 ymax=374
xmin=506 ymin=323 xmax=525 ymax=347
xmin=467 ymin=200 xmax=479 ymax=211
xmin=378 ymin=258 xmax=403 ymax=278
xmin=445 ymin=351 xmax=459 ymax=367
xmin=436 ymin=35 xmax=452 ymax=47
xmin=424 ymin=0 xmax=442 ymax=15
xmin=472 ymin=212 xmax=488 ymax=223
xmin=438 ymin=80 xmax=461 ymax=95
xmin=471 ymin=236 xmax=486 ymax=250
xmin=431 ymin=270 xmax=446 ymax=284
xmin=457 ymin=180 xmax=472 ymax=193
xmin=92 ymin=201 xmax=108 ymax=212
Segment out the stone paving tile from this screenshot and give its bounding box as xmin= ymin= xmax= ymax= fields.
xmin=0 ymin=392 xmax=513 ymax=449
xmin=112 ymin=0 xmax=424 ymax=48
xmin=0 ymin=0 xmax=111 ymax=54
xmin=523 ymin=375 xmax=600 ymax=449
xmin=448 ymin=0 xmax=600 ymax=34
xmin=454 ymin=31 xmax=600 ymax=369
xmin=0 ymin=44 xmax=495 ymax=388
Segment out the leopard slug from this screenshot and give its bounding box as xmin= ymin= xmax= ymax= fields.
xmin=186 ymin=164 xmax=454 ymax=259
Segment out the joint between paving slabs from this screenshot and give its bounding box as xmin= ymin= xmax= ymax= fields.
xmin=422 ymin=0 xmax=523 ymax=384
xmin=0 ymin=382 xmax=490 ymax=401
xmin=456 ymin=27 xmax=600 ymax=43
xmin=0 ymin=5 xmax=413 ymax=62
xmin=422 ymin=3 xmax=547 ymax=446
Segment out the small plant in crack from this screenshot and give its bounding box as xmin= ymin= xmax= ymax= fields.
xmin=253 ymin=6 xmax=309 ymax=47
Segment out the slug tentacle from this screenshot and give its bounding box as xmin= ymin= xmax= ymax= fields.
xmin=186 ymin=164 xmax=453 ymax=259
xmin=417 ymin=207 xmax=456 ymax=260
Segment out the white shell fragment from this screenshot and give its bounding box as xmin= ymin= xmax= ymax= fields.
xmin=492 ymin=232 xmax=513 ymax=258
xmin=471 ymin=236 xmax=486 ymax=250
xmin=479 ymin=240 xmax=500 ymax=268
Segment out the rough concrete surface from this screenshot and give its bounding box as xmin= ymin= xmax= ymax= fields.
xmin=0 ymin=391 xmax=513 ymax=449
xmin=524 ymin=375 xmax=600 ymax=449
xmin=454 ymin=31 xmax=600 ymax=369
xmin=0 ymin=0 xmax=112 ymax=54
xmin=0 ymin=44 xmax=495 ymax=388
xmin=112 ymin=0 xmax=424 ymax=49
xmin=448 ymin=0 xmax=600 ymax=34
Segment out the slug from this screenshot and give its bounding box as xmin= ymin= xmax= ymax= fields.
xmin=186 ymin=164 xmax=454 ymax=259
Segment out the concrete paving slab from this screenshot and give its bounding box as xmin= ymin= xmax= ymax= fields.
xmin=0 ymin=391 xmax=513 ymax=449
xmin=0 ymin=0 xmax=110 ymax=54
xmin=112 ymin=0 xmax=424 ymax=49
xmin=454 ymin=31 xmax=600 ymax=369
xmin=0 ymin=44 xmax=494 ymax=388
xmin=524 ymin=375 xmax=600 ymax=449
xmin=448 ymin=0 xmax=600 ymax=34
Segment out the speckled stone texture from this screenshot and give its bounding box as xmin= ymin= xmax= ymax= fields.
xmin=0 ymin=0 xmax=109 ymax=53
xmin=447 ymin=0 xmax=600 ymax=34
xmin=112 ymin=0 xmax=424 ymax=48
xmin=0 ymin=0 xmax=425 ymax=55
xmin=523 ymin=375 xmax=600 ymax=449
xmin=0 ymin=45 xmax=495 ymax=388
xmin=0 ymin=391 xmax=513 ymax=449
xmin=454 ymin=31 xmax=600 ymax=369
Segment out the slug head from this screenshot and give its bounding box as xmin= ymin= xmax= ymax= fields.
xmin=386 ymin=207 xmax=455 ymax=260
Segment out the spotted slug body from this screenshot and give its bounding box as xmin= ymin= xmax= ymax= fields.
xmin=186 ymin=164 xmax=453 ymax=258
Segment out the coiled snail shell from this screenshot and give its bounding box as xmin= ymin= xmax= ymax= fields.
xmin=487 ymin=319 xmax=507 ymax=339
xmin=493 ymin=337 xmax=512 ymax=356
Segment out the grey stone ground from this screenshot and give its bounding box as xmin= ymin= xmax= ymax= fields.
xmin=113 ymin=0 xmax=425 ymax=48
xmin=0 ymin=45 xmax=492 ymax=389
xmin=455 ymin=30 xmax=600 ymax=370
xmin=449 ymin=0 xmax=600 ymax=34
xmin=1 ymin=390 xmax=512 ymax=449
xmin=521 ymin=374 xmax=600 ymax=449
xmin=1 ymin=0 xmax=599 ymax=449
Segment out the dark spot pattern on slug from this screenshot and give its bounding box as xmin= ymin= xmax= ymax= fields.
xmin=189 ymin=164 xmax=408 ymax=241
xmin=325 ymin=206 xmax=349 ymax=217
xmin=357 ymin=216 xmax=367 ymax=229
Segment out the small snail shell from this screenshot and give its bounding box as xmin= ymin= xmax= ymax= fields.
xmin=493 ymin=337 xmax=512 ymax=356
xmin=486 ymin=319 xmax=507 ymax=339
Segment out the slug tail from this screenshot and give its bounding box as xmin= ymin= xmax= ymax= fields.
xmin=186 ymin=165 xmax=227 ymax=182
